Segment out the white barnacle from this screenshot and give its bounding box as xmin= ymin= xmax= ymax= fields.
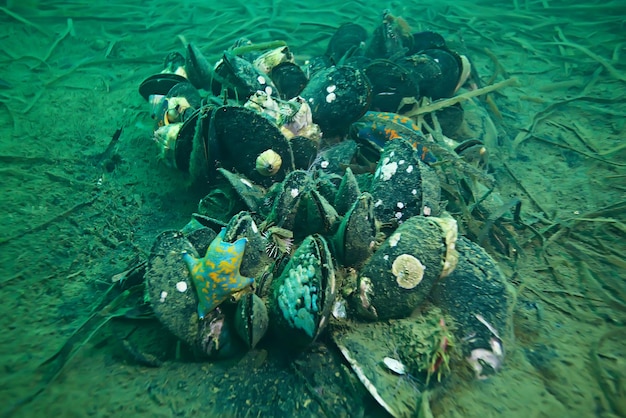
xmin=240 ymin=178 xmax=253 ymax=188
xmin=396 ymin=202 xmax=404 ymax=209
xmin=388 ymin=232 xmax=401 ymax=247
xmin=406 ymin=165 xmax=414 ymax=174
xmin=320 ymin=160 xmax=329 ymax=169
xmin=326 ymin=84 xmax=337 ymax=93
xmin=175 ymin=281 xmax=188 ymax=293
xmin=290 ymin=188 xmax=300 ymax=198
xmin=378 ymin=161 xmax=398 ymax=181
xmin=374 ymin=199 xmax=383 ymax=207
xmin=325 ymin=92 xmax=337 ymax=103
xmin=257 ymin=75 xmax=267 ymax=85
xmin=160 ymin=291 xmax=168 ymax=302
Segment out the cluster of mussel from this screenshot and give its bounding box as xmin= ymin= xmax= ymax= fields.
xmin=137 ymin=11 xmax=511 ymax=399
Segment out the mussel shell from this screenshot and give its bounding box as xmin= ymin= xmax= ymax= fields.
xmin=222 ymin=211 xmax=271 ymax=278
xmin=217 ymin=168 xmax=268 ymax=215
xmin=269 ymin=62 xmax=308 ymax=99
xmin=300 ymin=66 xmax=371 ymax=137
xmin=209 ymin=106 xmax=293 ymax=187
xmin=185 ymin=43 xmax=213 ymax=90
xmin=144 ymin=229 xmax=242 ymax=358
xmin=290 ymin=135 xmax=319 ymax=170
xmin=167 ymin=82 xmax=202 ymax=109
xmin=264 ymin=170 xmax=309 ymax=231
xmin=214 ymin=52 xmax=278 ymax=100
xmin=163 ymin=51 xmax=186 ymax=73
xmin=187 ymin=105 xmax=222 ymax=184
xmin=326 ymin=23 xmax=368 ymax=64
xmin=409 ymin=31 xmax=447 ymax=54
xmin=364 ymin=59 xmax=420 ymax=113
xmin=234 ymin=293 xmax=269 ymax=349
xmin=369 ymin=139 xmax=441 ymax=223
xmin=430 ymin=236 xmax=511 ymax=356
xmin=270 ymin=234 xmax=336 ymax=348
xmin=138 ymin=73 xmax=187 ymax=101
xmin=304 ymin=55 xmax=332 ymax=79
xmin=333 ymin=192 xmax=376 ymax=268
xmin=424 ymin=102 xmax=464 ymax=137
xmin=398 ymin=49 xmax=460 ymax=100
xmin=355 ymin=216 xmax=451 ymax=319
xmin=333 ymin=166 xmax=360 ymax=216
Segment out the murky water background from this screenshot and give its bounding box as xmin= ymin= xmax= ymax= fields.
xmin=1 ymin=1 xmax=625 ymax=417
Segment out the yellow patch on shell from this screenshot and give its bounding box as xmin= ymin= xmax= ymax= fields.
xmin=256 ymin=149 xmax=282 ymax=176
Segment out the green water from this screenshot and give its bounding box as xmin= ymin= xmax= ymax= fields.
xmin=1 ymin=1 xmax=625 ymax=417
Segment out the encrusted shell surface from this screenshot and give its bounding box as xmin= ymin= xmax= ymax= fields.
xmin=370 ymin=139 xmax=441 ymax=223
xmin=354 ymin=215 xmax=456 ymax=319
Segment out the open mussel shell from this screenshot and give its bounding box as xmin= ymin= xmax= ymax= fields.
xmin=222 ymin=211 xmax=272 ymax=278
xmin=214 ymin=52 xmax=278 ymax=100
xmin=354 ymin=215 xmax=458 ymax=320
xmin=217 ymin=168 xmax=267 ymax=215
xmin=269 ymin=62 xmax=308 ymax=99
xmin=185 ymin=43 xmax=212 ymax=90
xmin=369 ymin=139 xmax=441 ymax=223
xmin=430 ymin=236 xmax=512 ymax=357
xmin=138 ymin=73 xmax=187 ymax=101
xmin=326 ymin=23 xmax=368 ymax=63
xmin=234 ymin=293 xmax=269 ymax=349
xmin=209 ymin=106 xmax=293 ymax=187
xmin=364 ymin=59 xmax=420 ymax=113
xmin=269 ymin=234 xmax=336 ymax=348
xmin=300 ymin=66 xmax=371 ymax=137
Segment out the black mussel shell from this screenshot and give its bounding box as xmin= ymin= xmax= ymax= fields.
xmin=214 ymin=52 xmax=278 ymax=101
xmin=369 ymin=138 xmax=441 ymax=223
xmin=269 ymin=62 xmax=308 ymax=100
xmin=185 ymin=43 xmax=212 ymax=90
xmin=210 ymin=106 xmax=293 ymax=187
xmin=300 ymin=66 xmax=371 ymax=137
xmin=290 ymin=135 xmax=319 ymax=170
xmin=173 ymin=107 xmax=199 ymax=172
xmin=167 ymin=82 xmax=202 ymax=109
xmin=364 ymin=59 xmax=420 ymax=112
xmin=138 ymin=73 xmax=187 ymax=101
xmin=326 ymin=23 xmax=368 ymax=64
xmin=188 ymin=105 xmax=221 ymax=183
xmin=430 ymin=236 xmax=511 ymax=357
xmin=303 ymin=55 xmax=332 ymax=79
xmin=399 ymin=49 xmax=460 ymax=100
xmin=410 ymin=31 xmax=447 ymax=54
xmin=163 ymin=51 xmax=186 ymax=73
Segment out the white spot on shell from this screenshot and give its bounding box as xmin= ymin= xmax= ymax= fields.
xmin=398 ymin=159 xmax=405 ymax=165
xmin=423 ymin=206 xmax=432 ymax=216
xmin=240 ymin=178 xmax=253 ymax=188
xmin=383 ymin=254 xmax=389 ymax=261
xmin=159 ymin=291 xmax=168 ymax=302
xmin=264 ymin=86 xmax=273 ymax=96
xmin=406 ymin=165 xmax=414 ymax=174
xmin=257 ymin=75 xmax=266 ymax=85
xmin=396 ymin=202 xmax=404 ymax=209
xmin=290 ymin=188 xmax=299 ymax=198
xmin=411 ymin=189 xmax=417 ymax=195
xmin=379 ymin=161 xmax=398 ymax=181
xmin=175 ymin=281 xmax=188 ymax=292
xmin=320 ymin=160 xmax=329 ymax=169
xmin=392 ymin=254 xmax=425 ymax=289
xmin=332 ymin=299 xmax=347 ymax=319
xmin=251 ymin=221 xmax=258 ymax=233
xmin=326 ymin=84 xmax=337 ymax=93
xmin=374 ymin=199 xmax=383 ymax=207
xmin=394 ymin=212 xmax=403 ymax=220
xmin=383 ymin=357 xmax=406 ymax=375
xmin=389 ymin=233 xmax=401 ymax=247
xmin=325 ymin=92 xmax=336 ymax=103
